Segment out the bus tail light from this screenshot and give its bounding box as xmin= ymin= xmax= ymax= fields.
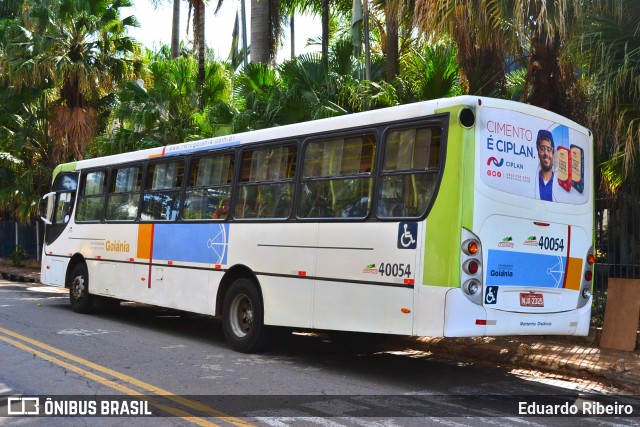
xmin=460 ymin=229 xmax=483 ymax=305
xmin=577 ymin=246 xmax=595 ymax=309
xmin=462 ymin=239 xmax=479 ymax=256
xmin=463 ymin=279 xmax=480 ymax=296
xmin=463 ymin=260 xmax=479 ymax=275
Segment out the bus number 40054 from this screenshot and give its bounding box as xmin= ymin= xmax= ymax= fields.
xmin=378 ymin=263 xmax=412 ymax=278
xmin=538 ymin=236 xmax=565 ymax=252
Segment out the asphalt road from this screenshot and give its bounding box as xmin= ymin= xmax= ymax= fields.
xmin=0 ymin=279 xmax=638 ymax=426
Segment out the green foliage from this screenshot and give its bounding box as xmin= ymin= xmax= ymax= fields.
xmin=498 ymin=67 xmax=527 ymax=101
xmin=581 ymin=0 xmax=640 ymax=193
xmin=0 ymin=0 xmax=142 ymax=221
xmin=396 ymin=41 xmax=463 ymax=103
xmin=90 ymin=53 xmax=234 ymax=155
xmin=10 ymin=244 xmax=24 ymax=267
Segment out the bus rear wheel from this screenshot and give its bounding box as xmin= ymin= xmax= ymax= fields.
xmin=69 ymin=263 xmax=94 ymax=314
xmin=222 ymin=278 xmax=269 ymax=353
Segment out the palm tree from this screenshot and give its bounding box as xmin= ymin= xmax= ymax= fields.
xmin=172 ymin=0 xmax=181 ymax=57
xmin=413 ymin=0 xmax=507 ymax=96
xmin=397 ymin=41 xmax=463 ymax=102
xmin=373 ymin=0 xmax=413 ymax=82
xmin=321 ymin=0 xmax=329 ymax=69
xmin=150 ymin=0 xmax=182 ymax=58
xmin=582 ymin=0 xmax=640 ymax=192
xmin=2 ymin=0 xmax=143 ymax=162
xmin=0 ymin=0 xmax=23 ymax=19
xmin=0 ymin=80 xmax=52 ymax=221
xmin=187 ymin=0 xmax=207 ymax=94
xmin=93 ymin=51 xmax=233 ymax=156
xmin=279 ymin=0 xmax=352 ymax=69
xmin=250 ymin=0 xmax=283 ymax=65
xmin=413 ymin=0 xmax=584 ymax=112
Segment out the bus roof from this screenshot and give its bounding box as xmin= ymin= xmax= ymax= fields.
xmin=61 ymin=96 xmax=589 ymax=172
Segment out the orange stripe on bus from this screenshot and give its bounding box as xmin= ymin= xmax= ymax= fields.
xmin=564 ymin=257 xmax=584 ymax=291
xmin=137 ymin=224 xmax=154 ymax=259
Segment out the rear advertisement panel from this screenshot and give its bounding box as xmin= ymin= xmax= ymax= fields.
xmin=479 ymin=107 xmax=590 ymax=204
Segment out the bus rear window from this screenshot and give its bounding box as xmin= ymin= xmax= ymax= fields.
xmin=377 ymin=126 xmax=441 ymax=218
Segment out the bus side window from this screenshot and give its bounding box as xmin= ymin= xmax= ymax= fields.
xmin=235 ymin=144 xmax=297 ymax=219
xmin=77 ymin=170 xmax=107 ymax=222
xmin=184 ymin=154 xmax=234 ymax=220
xmin=106 ymin=166 xmax=143 ymax=221
xmin=298 ymin=135 xmax=375 ymax=219
xmin=141 ymin=160 xmax=184 ymax=221
xmin=377 ymin=126 xmax=441 ymax=218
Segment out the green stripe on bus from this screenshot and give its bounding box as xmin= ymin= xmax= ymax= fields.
xmin=423 ymin=105 xmax=475 ymax=287
xmin=52 ymin=162 xmax=78 ymax=182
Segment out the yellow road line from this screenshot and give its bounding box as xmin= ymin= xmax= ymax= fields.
xmin=0 ymin=334 xmax=218 ymax=427
xmin=0 ymin=327 xmax=254 ymax=427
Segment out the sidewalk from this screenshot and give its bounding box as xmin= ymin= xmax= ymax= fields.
xmin=2 ymin=263 xmax=640 ymax=393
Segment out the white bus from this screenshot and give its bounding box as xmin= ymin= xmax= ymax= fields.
xmin=40 ymin=96 xmax=595 ymax=352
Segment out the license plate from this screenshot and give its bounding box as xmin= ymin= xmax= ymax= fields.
xmin=520 ymin=293 xmax=544 ymax=307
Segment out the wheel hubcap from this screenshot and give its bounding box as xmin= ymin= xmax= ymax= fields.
xmin=229 ymin=293 xmax=253 ymax=338
xmin=72 ymin=275 xmax=85 ymax=301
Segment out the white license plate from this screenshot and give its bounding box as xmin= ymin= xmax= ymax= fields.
xmin=520 ymin=293 xmax=544 ymax=307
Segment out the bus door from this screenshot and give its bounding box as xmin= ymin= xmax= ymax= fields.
xmin=40 ymin=172 xmax=79 ymax=240
xmin=40 ymin=172 xmax=78 ymax=285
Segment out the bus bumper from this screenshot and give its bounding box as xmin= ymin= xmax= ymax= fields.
xmin=443 ymin=289 xmax=592 ymax=337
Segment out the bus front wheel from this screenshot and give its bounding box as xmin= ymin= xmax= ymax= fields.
xmin=69 ymin=263 xmax=94 ymax=314
xmin=222 ymin=278 xmax=269 ymax=353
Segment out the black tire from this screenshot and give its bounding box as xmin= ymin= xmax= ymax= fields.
xmin=222 ymin=278 xmax=269 ymax=353
xmin=69 ymin=263 xmax=94 ymax=314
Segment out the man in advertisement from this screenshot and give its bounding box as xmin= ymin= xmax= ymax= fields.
xmin=535 ymin=130 xmax=555 ymax=201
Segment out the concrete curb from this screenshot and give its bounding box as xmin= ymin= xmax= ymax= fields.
xmin=391 ymin=336 xmax=640 ymax=394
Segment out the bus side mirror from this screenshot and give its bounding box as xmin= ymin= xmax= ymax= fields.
xmin=40 ymin=191 xmax=56 ymax=225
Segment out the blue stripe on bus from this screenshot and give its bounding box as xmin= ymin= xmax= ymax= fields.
xmin=486 ymin=249 xmax=566 ymax=288
xmin=153 ymin=223 xmax=229 ymax=265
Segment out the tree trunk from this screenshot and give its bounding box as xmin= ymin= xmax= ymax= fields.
xmin=385 ymin=3 xmax=399 ymax=82
xmin=290 ymin=14 xmax=295 ymax=59
xmin=195 ymin=0 xmax=205 ymax=106
xmin=251 ymin=0 xmax=270 ymax=64
xmin=171 ymin=0 xmax=180 ymax=58
xmin=321 ymin=0 xmax=329 ymax=70
xmin=524 ymin=32 xmax=563 ymax=115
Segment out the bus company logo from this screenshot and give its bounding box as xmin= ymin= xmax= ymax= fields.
xmin=505 ymin=161 xmax=524 ymax=170
xmin=363 ymin=264 xmax=378 ymax=274
xmin=105 ymin=240 xmax=130 ymax=253
xmin=498 ymin=236 xmax=514 ymax=248
xmin=524 ymin=236 xmax=538 ymax=246
xmin=487 ymin=157 xmax=504 ymax=167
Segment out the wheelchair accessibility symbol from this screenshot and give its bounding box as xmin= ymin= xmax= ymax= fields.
xmin=485 ymin=286 xmax=498 ymax=305
xmin=397 ymin=223 xmax=417 ymax=249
